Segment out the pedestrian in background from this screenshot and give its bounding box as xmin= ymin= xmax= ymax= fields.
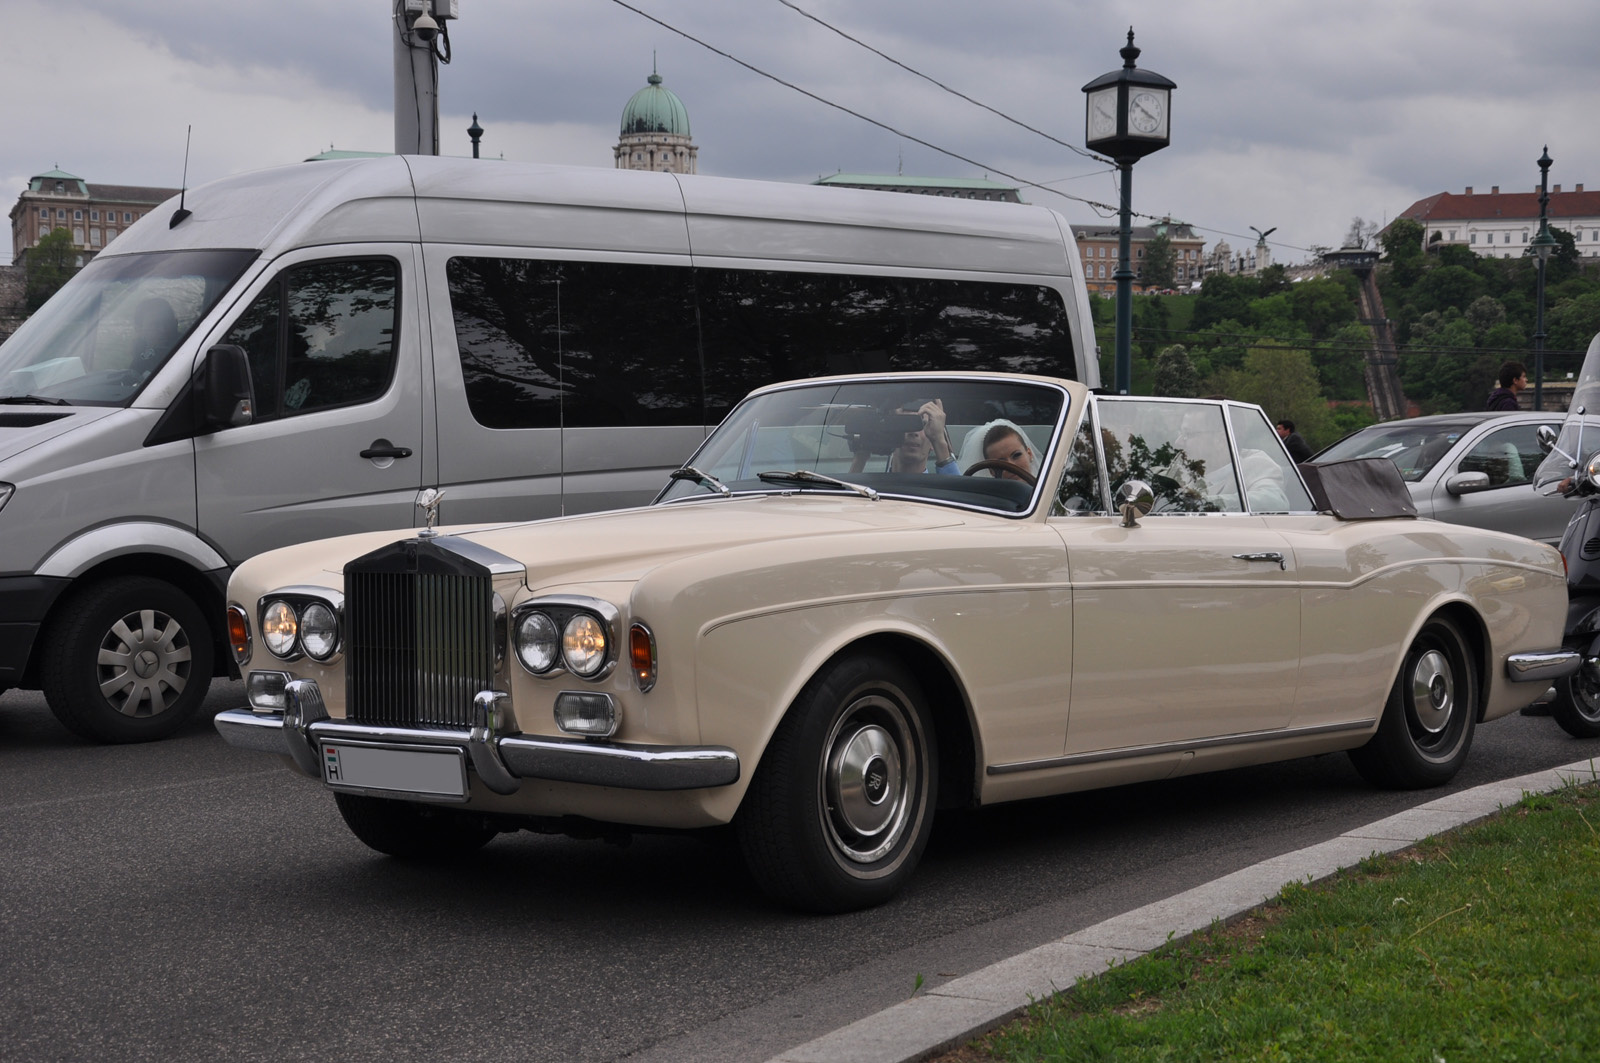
xmin=1486 ymin=361 xmax=1527 ymax=411
xmin=1276 ymin=419 xmax=1312 ymax=463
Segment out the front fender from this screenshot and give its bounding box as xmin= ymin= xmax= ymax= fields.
xmin=36 ymin=521 xmax=228 ymax=579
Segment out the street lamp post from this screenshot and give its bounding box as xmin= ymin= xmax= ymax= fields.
xmin=1530 ymin=146 xmax=1557 ymax=411
xmin=1083 ymin=29 xmax=1175 ymax=395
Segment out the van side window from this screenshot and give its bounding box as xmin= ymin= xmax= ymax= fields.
xmin=695 ymin=269 xmax=1075 ymax=423
xmin=221 ymin=258 xmax=399 ymax=421
xmin=448 ymin=257 xmax=700 ymax=429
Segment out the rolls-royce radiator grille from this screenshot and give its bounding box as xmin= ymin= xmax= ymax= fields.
xmin=345 ymin=569 xmax=494 ymax=730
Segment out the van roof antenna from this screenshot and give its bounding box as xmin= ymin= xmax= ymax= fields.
xmin=169 ymin=125 xmax=193 ymax=229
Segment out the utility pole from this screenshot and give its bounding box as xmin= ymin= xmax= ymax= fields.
xmin=393 ymin=1 xmax=459 ymax=156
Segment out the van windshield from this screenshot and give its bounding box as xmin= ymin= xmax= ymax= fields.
xmin=0 ymin=249 xmax=257 ymax=406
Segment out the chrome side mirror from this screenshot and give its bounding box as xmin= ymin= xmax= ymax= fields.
xmin=1114 ymin=480 xmax=1154 ymax=527
xmin=1536 ymin=424 xmax=1557 ymax=456
xmin=1445 ymin=471 xmax=1492 ymax=496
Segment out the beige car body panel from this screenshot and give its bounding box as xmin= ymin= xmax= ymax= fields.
xmin=226 ymin=379 xmax=1569 ymax=830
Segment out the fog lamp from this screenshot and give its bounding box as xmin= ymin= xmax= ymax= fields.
xmin=247 ymin=670 xmax=292 ymax=712
xmin=553 ymin=691 xmax=618 ymax=737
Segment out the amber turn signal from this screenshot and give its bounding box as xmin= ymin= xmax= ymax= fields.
xmin=630 ymin=623 xmax=656 ymax=692
xmin=227 ymin=604 xmax=251 ymax=665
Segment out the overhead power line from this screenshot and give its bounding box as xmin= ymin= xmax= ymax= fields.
xmin=774 ymin=0 xmax=1109 ymax=164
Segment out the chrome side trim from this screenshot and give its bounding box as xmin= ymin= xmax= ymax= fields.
xmin=987 ymin=718 xmax=1377 ymax=776
xmin=1505 ymin=649 xmax=1582 ymax=682
xmin=214 ymin=709 xmax=741 ymax=792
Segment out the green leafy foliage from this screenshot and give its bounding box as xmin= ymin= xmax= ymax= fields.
xmin=23 ymin=228 xmax=79 ymax=312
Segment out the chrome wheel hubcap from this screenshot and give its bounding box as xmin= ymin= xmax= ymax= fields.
xmin=1411 ymin=649 xmax=1454 ymax=734
xmin=822 ymin=695 xmax=917 ymax=865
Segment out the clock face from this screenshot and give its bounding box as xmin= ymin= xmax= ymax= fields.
xmin=1129 ymin=91 xmax=1166 ymax=137
xmin=1087 ymin=88 xmax=1118 ymax=140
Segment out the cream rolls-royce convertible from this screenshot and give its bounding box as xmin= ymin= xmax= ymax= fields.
xmin=215 ymin=373 xmax=1577 ymax=912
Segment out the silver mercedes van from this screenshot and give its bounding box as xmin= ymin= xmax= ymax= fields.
xmin=0 ymin=155 xmax=1099 ymax=742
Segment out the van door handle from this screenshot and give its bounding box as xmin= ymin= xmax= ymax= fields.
xmin=1233 ymin=551 xmax=1286 ymax=570
xmin=360 ymin=440 xmax=413 ymax=460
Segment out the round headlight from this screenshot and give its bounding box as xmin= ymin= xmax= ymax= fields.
xmin=300 ymin=602 xmax=339 ymax=661
xmin=516 ymin=611 xmax=559 ymax=673
xmin=262 ymin=600 xmax=298 ymax=658
xmin=562 ymin=613 xmax=608 ymax=677
xmin=1586 ymin=453 xmax=1600 ymax=490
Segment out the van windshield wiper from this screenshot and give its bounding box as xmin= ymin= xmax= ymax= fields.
xmin=0 ymin=394 xmax=71 ymax=406
xmin=668 ymin=465 xmax=731 ymax=495
xmin=757 ymin=469 xmax=879 ymax=500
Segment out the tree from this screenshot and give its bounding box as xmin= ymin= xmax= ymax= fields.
xmin=23 ymin=229 xmax=79 ymax=312
xmin=1290 ymin=277 xmax=1357 ymax=339
xmin=1344 ymin=216 xmax=1381 ymax=250
xmin=1153 ymin=344 xmax=1199 ymax=397
xmin=1140 ymin=232 xmax=1176 ymax=290
xmin=1209 ymin=344 xmax=1331 ymax=446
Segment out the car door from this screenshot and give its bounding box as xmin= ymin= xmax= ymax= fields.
xmin=194 ymin=249 xmax=425 ymax=562
xmin=1054 ymin=399 xmax=1303 ymax=757
xmin=1427 ymin=419 xmax=1571 ymax=544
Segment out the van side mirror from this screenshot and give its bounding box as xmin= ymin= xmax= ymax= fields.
xmin=197 ymin=345 xmax=255 ymax=432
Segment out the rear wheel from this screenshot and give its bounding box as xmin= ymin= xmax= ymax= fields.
xmin=737 ymin=652 xmax=937 ymax=913
xmin=39 ymin=576 xmax=214 ymax=744
xmin=1349 ymin=615 xmax=1478 ymax=788
xmin=1551 ymin=656 xmax=1600 ymax=739
xmin=333 ymin=792 xmax=499 ymax=859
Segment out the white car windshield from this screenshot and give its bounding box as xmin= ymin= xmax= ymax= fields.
xmin=0 ymin=249 xmax=257 ymax=406
xmin=659 ymin=378 xmax=1068 ymax=514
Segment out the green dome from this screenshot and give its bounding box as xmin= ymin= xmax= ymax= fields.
xmin=620 ymin=72 xmax=690 ymax=137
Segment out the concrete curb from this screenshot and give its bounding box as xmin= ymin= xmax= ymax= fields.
xmin=766 ymin=758 xmax=1600 ymax=1063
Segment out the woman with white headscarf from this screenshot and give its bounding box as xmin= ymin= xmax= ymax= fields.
xmin=957 ymin=418 xmax=1039 ymax=482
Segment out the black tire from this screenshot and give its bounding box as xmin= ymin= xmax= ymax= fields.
xmin=39 ymin=576 xmax=215 ymax=744
xmin=736 ymin=652 xmax=937 ymax=913
xmin=333 ymin=792 xmax=499 ymax=859
xmin=1551 ymin=660 xmax=1600 ymax=739
xmin=1349 ymin=615 xmax=1478 ymax=789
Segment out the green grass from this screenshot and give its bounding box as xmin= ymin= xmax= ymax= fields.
xmin=974 ymin=782 xmax=1600 ymax=1062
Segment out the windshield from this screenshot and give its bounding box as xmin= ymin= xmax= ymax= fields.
xmin=1314 ymin=421 xmax=1475 ymax=482
xmin=657 ymin=377 xmax=1068 ymax=514
xmin=1534 ymin=331 xmax=1600 ymax=493
xmin=0 ymin=249 xmax=257 ymax=406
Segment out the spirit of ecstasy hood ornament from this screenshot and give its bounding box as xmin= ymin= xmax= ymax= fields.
xmin=416 ymin=488 xmax=445 ymax=537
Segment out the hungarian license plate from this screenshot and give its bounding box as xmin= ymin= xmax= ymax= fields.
xmin=321 ymin=742 xmax=466 ymax=798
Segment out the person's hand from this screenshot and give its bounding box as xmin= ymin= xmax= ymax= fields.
xmin=919 ymin=399 xmax=952 ymax=463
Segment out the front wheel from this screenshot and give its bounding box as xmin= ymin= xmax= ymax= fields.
xmin=39 ymin=576 xmax=215 ymax=744
xmin=333 ymin=792 xmax=499 ymax=859
xmin=737 ymin=652 xmax=937 ymax=913
xmin=1349 ymin=615 xmax=1478 ymax=789
xmin=1551 ymin=657 xmax=1600 ymax=739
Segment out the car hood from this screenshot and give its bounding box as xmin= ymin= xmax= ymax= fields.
xmin=248 ymin=496 xmax=972 ymax=593
xmin=0 ymin=405 xmax=120 ymax=464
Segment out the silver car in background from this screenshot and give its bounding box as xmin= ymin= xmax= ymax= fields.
xmin=1313 ymin=411 xmax=1576 ymax=545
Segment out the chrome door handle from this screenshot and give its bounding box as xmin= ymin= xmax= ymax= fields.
xmin=1233 ymin=551 xmax=1286 ymax=570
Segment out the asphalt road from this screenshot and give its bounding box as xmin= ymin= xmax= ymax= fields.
xmin=3 ymin=682 xmax=1596 ymax=1063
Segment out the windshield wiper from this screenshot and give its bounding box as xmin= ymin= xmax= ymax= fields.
xmin=0 ymin=394 xmax=70 ymax=406
xmin=668 ymin=465 xmax=732 ymax=495
xmin=757 ymin=469 xmax=879 ymax=500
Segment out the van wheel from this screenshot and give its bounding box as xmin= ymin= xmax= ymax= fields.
xmin=39 ymin=576 xmax=214 ymax=744
xmin=1349 ymin=616 xmax=1477 ymax=789
xmin=736 ymin=652 xmax=937 ymax=913
xmin=334 ymin=792 xmax=498 ymax=859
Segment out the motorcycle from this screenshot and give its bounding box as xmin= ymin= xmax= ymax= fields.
xmin=1533 ymin=331 xmax=1600 ymax=738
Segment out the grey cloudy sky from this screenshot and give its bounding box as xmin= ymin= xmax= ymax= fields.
xmin=5 ymin=0 xmax=1598 ymax=266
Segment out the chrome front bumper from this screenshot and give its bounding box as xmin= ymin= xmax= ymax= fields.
xmin=214 ymin=680 xmax=739 ymax=794
xmin=1505 ymin=649 xmax=1582 ymax=683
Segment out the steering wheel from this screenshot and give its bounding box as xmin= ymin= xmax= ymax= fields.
xmin=962 ymin=459 xmax=1037 ymax=486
